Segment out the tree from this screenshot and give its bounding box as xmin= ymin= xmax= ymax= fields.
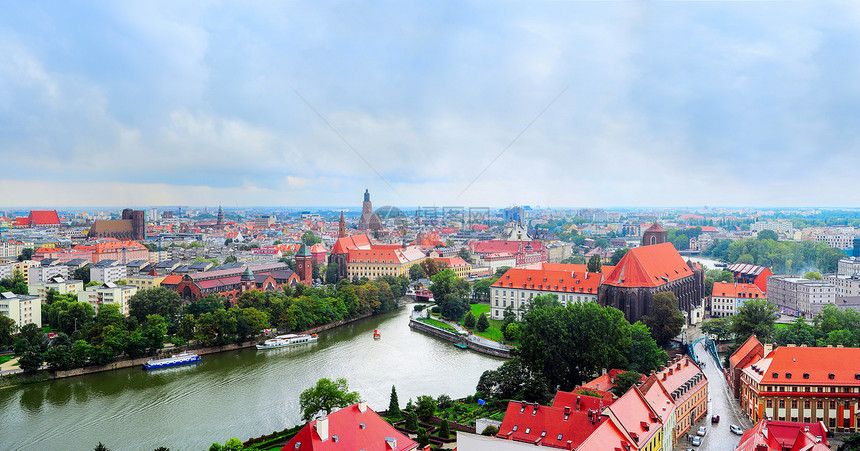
xmin=17 ymin=247 xmax=34 ymax=261
xmin=71 ymin=340 xmax=91 ymax=368
xmin=731 ymin=299 xmax=779 ymax=343
xmin=405 ymin=410 xmax=418 ymax=430
xmin=804 ymin=271 xmax=822 ymax=280
xmin=439 ymin=419 xmax=451 ymax=439
xmin=458 ymin=248 xmax=473 ymax=264
xmin=429 ymin=269 xmax=471 ymax=321
xmin=142 ymin=314 xmax=168 ymax=355
xmin=476 ymin=313 xmax=490 ymax=332
xmin=388 ymin=385 xmax=401 ymax=418
xmin=420 ymin=259 xmax=442 ymax=278
xmin=301 ymin=231 xmax=322 ymax=246
xmin=324 ymin=263 xmax=339 ymax=284
xmin=129 ymin=288 xmax=182 ymax=325
xmin=757 ymin=229 xmax=779 ymax=241
xmin=642 ymin=292 xmax=684 ymax=346
xmin=94 ymin=443 xmax=111 ymax=451
xmin=518 ymin=301 xmax=631 ymax=390
xmin=476 ymin=358 xmax=552 ymax=403
xmin=610 ymin=248 xmax=629 ymax=266
xmin=409 ymin=264 xmax=426 ymax=281
xmin=503 ymin=322 xmax=519 ymax=341
xmin=701 ymin=317 xmax=733 ymax=342
xmin=494 ymin=266 xmax=512 ymax=278
xmin=415 ymin=395 xmax=437 ymax=420
xmin=19 ymin=323 xmax=48 ymax=352
xmin=586 ymin=254 xmax=602 ymax=273
xmin=463 ymin=311 xmax=477 ymax=329
xmin=416 ymin=428 xmax=429 ymax=448
xmin=73 ymin=267 xmax=91 ymax=284
xmin=611 ymin=370 xmax=643 ymax=397
xmin=299 ymin=378 xmax=361 ymax=422
xmin=481 ymin=425 xmax=499 ymax=436
xmin=18 ymin=345 xmax=44 ymax=373
xmin=0 ymin=314 xmax=17 ymax=348
xmin=627 ymin=322 xmax=668 ymax=373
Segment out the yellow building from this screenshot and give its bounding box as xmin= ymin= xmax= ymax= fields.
xmin=434 ymin=257 xmax=472 ymax=279
xmin=346 ymin=245 xmax=427 ymax=280
xmin=29 ymin=276 xmax=84 ymax=301
xmin=127 ymin=274 xmax=167 ymax=290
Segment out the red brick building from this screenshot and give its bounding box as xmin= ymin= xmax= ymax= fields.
xmin=170 ymin=263 xmax=299 ymax=303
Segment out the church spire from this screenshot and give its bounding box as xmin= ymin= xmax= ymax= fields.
xmin=338 ymin=211 xmax=346 ymax=238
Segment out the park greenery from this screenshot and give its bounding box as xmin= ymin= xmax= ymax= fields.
xmin=642 ymin=292 xmax=685 ymax=346
xmin=298 ymin=377 xmax=361 ymax=422
xmin=704 ymin=236 xmax=846 ymax=274
xmin=5 ymin=276 xmax=409 ymax=375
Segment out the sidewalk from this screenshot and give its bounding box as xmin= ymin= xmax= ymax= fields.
xmin=414 ymin=310 xmax=515 ymax=351
xmin=0 ymin=356 xmax=23 ymax=376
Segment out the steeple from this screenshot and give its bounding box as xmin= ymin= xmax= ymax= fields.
xmin=338 ymin=211 xmax=346 ymax=238
xmin=364 ymin=189 xmax=370 ymax=203
xmin=217 ymin=204 xmax=224 ymax=226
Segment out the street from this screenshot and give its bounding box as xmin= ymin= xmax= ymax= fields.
xmin=675 ymin=339 xmax=752 ymax=451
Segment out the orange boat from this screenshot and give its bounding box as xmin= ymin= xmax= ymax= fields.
xmin=373 ymin=329 xmax=381 ymax=339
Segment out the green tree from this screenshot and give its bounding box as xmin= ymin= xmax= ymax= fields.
xmin=0 ymin=314 xmax=17 ymax=348
xmin=463 ymin=311 xmax=477 ymax=329
xmin=299 ymin=378 xmax=361 ymax=422
xmin=439 ymin=419 xmax=451 ymax=439
xmin=503 ymin=322 xmax=519 ymax=341
xmin=519 ymin=301 xmax=630 ymax=390
xmin=71 ymin=340 xmax=91 ymax=368
xmin=481 ymin=425 xmax=499 ymax=436
xmin=610 ymin=248 xmax=629 ymax=266
xmin=301 ymin=231 xmax=322 ymax=246
xmin=416 ymin=428 xmax=429 ymax=448
xmin=757 ymin=229 xmax=779 ymax=241
xmin=804 ymin=271 xmax=822 ymax=280
xmin=420 ymin=259 xmax=442 ymax=278
xmin=223 ymin=438 xmax=244 ymax=451
xmin=731 ymin=299 xmax=779 ymax=343
xmin=19 ymin=323 xmax=48 ymax=352
xmin=429 ymin=269 xmax=471 ymax=321
xmin=701 ymin=317 xmax=733 ymax=342
xmin=73 ymin=266 xmax=91 ymax=284
xmin=476 ymin=358 xmax=552 ymax=403
xmin=142 ymin=314 xmax=168 ymax=355
xmin=405 ymin=410 xmax=418 ymax=430
xmin=627 ymin=322 xmax=668 ymax=373
xmin=325 ymin=262 xmax=339 ymax=284
xmin=476 ymin=313 xmax=490 ymax=332
xmin=17 ymin=247 xmax=34 ymax=261
xmin=18 ymin=345 xmax=44 ymax=373
xmin=409 ymin=264 xmax=426 ymax=281
xmin=129 ymin=287 xmax=182 ymax=325
xmin=610 ymin=370 xmax=642 ymax=397
xmin=457 ymin=248 xmax=473 ymax=264
xmin=415 ymin=395 xmax=437 ymax=420
xmin=586 ymin=254 xmax=602 ymax=273
xmin=178 ymin=314 xmax=196 ymax=342
xmin=642 ymin=292 xmax=684 ymax=346
xmin=388 ymin=385 xmax=401 ymax=418
xmin=94 ymin=442 xmax=110 ymax=451
xmin=494 ymin=266 xmax=512 ymax=278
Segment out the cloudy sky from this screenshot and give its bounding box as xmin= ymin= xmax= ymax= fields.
xmin=2 ymin=1 xmax=859 ymax=209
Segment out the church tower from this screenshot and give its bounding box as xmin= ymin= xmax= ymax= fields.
xmin=241 ymin=266 xmax=255 ymax=293
xmin=295 ymin=244 xmax=314 ymax=284
xmin=338 ymin=211 xmax=347 ymax=238
xmin=362 ymin=189 xmax=372 ymax=217
xmin=217 ymin=205 xmax=224 ymax=226
xmin=642 ymin=222 xmax=668 ymax=247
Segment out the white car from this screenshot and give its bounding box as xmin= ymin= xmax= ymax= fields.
xmin=692 ymin=436 xmax=702 ymax=446
xmin=697 ymin=426 xmax=706 ymax=436
xmin=730 ymin=424 xmax=744 ymax=435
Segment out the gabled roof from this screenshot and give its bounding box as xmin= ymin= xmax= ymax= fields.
xmin=538 ymin=263 xmax=616 ymax=278
xmin=29 ymin=210 xmax=60 ymax=225
xmin=283 ymin=403 xmax=417 ymax=451
xmin=736 ymin=419 xmax=829 ymax=451
xmin=605 ymin=387 xmax=662 ymax=448
xmin=729 ymin=334 xmax=763 ymax=368
xmin=643 ymin=222 xmax=666 ymax=233
xmin=296 ymin=244 xmax=313 ymax=257
xmin=712 ymin=282 xmax=766 ymax=299
xmin=495 ymin=267 xmax=601 ymax=295
xmin=496 ymin=400 xmax=607 ymax=449
xmin=602 ymin=243 xmax=693 ymax=288
xmin=347 ymin=245 xmax=425 ymax=265
xmin=331 ymin=234 xmax=372 ymax=254
xmin=639 ymin=375 xmax=676 ymax=423
xmin=575 ymin=415 xmax=636 ymax=451
xmin=745 ymin=346 xmax=860 ymax=386
xmin=434 ymin=257 xmax=470 ymax=268
xmin=581 ymin=369 xmax=646 ymax=393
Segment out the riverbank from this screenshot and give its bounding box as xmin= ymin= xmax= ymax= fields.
xmin=0 ymin=311 xmax=376 ymax=390
xmin=409 ymin=317 xmax=514 ymax=359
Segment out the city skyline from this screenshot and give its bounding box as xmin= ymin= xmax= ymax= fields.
xmin=3 ymin=2 xmax=860 ymax=207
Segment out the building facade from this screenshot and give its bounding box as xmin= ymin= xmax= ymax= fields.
xmin=0 ymin=292 xmax=41 ymax=328
xmin=656 ymin=356 xmax=708 ymax=440
xmin=29 ymin=276 xmax=84 ymax=301
xmin=346 ymin=245 xmax=426 ymax=280
xmin=78 ymin=283 xmax=139 ymax=316
xmin=710 ymin=282 xmax=767 ymax=317
xmin=823 ymin=274 xmax=860 ymax=298
xmin=739 ymin=346 xmax=860 ymax=433
xmin=767 ymin=276 xmax=836 ymax=316
xmin=90 ymin=264 xmax=128 ymax=284
xmin=490 ymin=265 xmax=601 ymax=320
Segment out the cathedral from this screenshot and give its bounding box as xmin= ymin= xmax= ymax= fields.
xmin=357 ymin=189 xmax=382 ymax=231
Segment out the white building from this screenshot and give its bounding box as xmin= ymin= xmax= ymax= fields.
xmin=0 ymin=260 xmax=41 ymax=285
xmin=78 ymin=282 xmax=138 ymax=316
xmin=710 ymin=282 xmax=767 ymax=317
xmin=28 ymin=264 xmax=69 ymax=284
xmin=823 ymin=274 xmax=860 ymax=298
xmin=838 ymin=257 xmax=860 ymax=277
xmin=751 ymin=220 xmax=794 ymax=234
xmin=90 ymin=264 xmax=127 ymax=284
xmin=490 ymin=265 xmax=601 ymax=320
xmin=767 ymin=276 xmax=836 ymax=316
xmin=0 ymin=292 xmax=41 ymax=328
xmin=29 ymin=276 xmax=84 ymax=302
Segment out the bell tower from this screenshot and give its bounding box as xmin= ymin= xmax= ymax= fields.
xmin=338 ymin=211 xmax=347 ymax=238
xmin=295 ymin=244 xmax=314 ymax=284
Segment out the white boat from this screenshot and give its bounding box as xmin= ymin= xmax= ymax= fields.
xmin=143 ymin=352 xmax=201 ymax=370
xmin=256 ymin=333 xmax=318 ymax=350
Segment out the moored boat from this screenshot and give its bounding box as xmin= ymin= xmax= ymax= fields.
xmin=256 ymin=333 xmax=318 ymax=350
xmin=143 ymin=352 xmax=201 ymax=370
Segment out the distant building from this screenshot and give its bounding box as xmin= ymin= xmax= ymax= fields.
xmin=433 ymin=256 xmax=471 ymax=279
xmin=346 ymin=245 xmax=426 ymax=280
xmin=27 ymin=264 xmax=69 ymax=284
xmin=838 ymin=256 xmax=860 ymax=277
xmin=89 ymin=261 xmax=127 ymax=284
xmin=470 ymin=240 xmax=547 ymax=267
xmin=490 ymin=265 xmax=601 ymax=320
xmin=751 ymin=220 xmax=794 ymax=235
xmin=823 ymin=274 xmax=860 ymax=298
xmin=502 ymin=206 xmax=526 ymax=227
xmin=767 ymin=276 xmax=835 ymax=316
xmin=29 ymin=276 xmax=84 ymax=302
xmin=357 ymin=189 xmax=382 ymax=231
xmin=0 ymin=292 xmax=41 ymax=328
xmin=14 ymin=210 xmax=61 ymax=228
xmin=254 ymin=215 xmax=275 ymax=229
xmin=78 ymin=282 xmax=138 ymax=316
xmin=170 ymin=263 xmax=298 ymax=304
xmin=328 ymin=234 xmax=373 ymax=279
xmin=641 ymin=222 xmax=668 ymax=247
xmin=726 ymin=263 xmax=773 ymax=294
xmin=657 ymin=356 xmax=708 ymax=440
xmin=88 ymin=209 xmax=145 ymax=240
xmin=710 ymin=282 xmax=767 ymax=317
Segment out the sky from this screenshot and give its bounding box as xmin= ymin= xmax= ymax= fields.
xmin=2 ymin=1 xmax=860 ymax=209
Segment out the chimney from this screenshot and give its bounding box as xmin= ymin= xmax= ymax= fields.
xmin=676 ymin=362 xmax=681 ymax=370
xmin=763 ymin=343 xmax=773 ymax=355
xmin=315 ymin=416 xmax=329 ymax=441
xmin=576 ymin=396 xmax=581 ymax=411
xmin=668 ymin=368 xmax=673 ymax=375
xmin=358 ymin=401 xmax=367 ymax=413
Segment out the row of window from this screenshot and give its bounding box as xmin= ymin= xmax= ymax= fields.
xmin=768 ymin=399 xmax=851 ymax=410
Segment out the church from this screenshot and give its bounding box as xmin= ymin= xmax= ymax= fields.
xmin=598 ymin=222 xmax=705 ymax=325
xmin=357 ymin=189 xmax=382 ymax=231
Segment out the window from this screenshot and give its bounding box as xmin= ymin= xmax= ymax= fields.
xmin=792 ymin=400 xmax=797 ymax=408
xmin=525 ymin=427 xmax=531 ymax=434
xmin=805 ymin=401 xmax=810 ymax=409
xmin=779 ymin=400 xmax=785 ymax=408
xmin=830 ymin=419 xmax=836 ymax=428
xmin=513 ymin=425 xmax=518 ymax=431
xmin=830 ymin=401 xmax=836 ymax=409
xmin=818 ymin=401 xmax=824 ymax=409
xmin=767 ymin=400 xmax=773 ymax=408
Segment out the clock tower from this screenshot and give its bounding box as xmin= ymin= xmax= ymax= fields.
xmin=295 ymin=244 xmax=313 ymax=284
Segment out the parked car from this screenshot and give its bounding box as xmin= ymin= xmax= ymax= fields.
xmin=697 ymin=426 xmax=707 ymax=436
xmin=692 ymin=436 xmax=702 ymax=446
xmin=711 ymin=415 xmax=720 ymax=423
xmin=730 ymin=424 xmax=744 ymax=435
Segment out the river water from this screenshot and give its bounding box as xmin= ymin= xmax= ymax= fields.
xmin=0 ymin=304 xmax=504 ymax=451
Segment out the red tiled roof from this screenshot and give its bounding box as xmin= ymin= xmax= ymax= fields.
xmin=753 ymin=346 xmax=860 ymax=386
xmin=496 ymin=400 xmax=607 ymax=449
xmin=602 ymin=243 xmax=693 ymax=288
xmin=309 ymin=243 xmax=327 ymax=254
xmin=434 ymin=257 xmax=469 ymax=268
xmin=347 ymin=245 xmax=424 ymax=265
xmin=656 ymin=357 xmax=707 ymax=399
xmin=29 ymin=210 xmax=60 ymax=225
xmin=581 ymin=369 xmax=646 ymax=392
xmin=712 ymin=282 xmax=766 ymax=300
xmin=331 ymin=234 xmax=372 ymax=254
xmin=472 ymin=240 xmax=545 ymax=255
xmin=539 ymin=263 xmax=615 ymax=278
xmin=495 ymin=267 xmax=601 ymax=295
xmin=736 ymin=419 xmax=829 ymax=451
xmin=552 ymin=389 xmax=614 ymax=411
xmin=283 ymin=403 xmax=417 ymax=451
xmin=13 ymin=218 xmax=28 ymax=226
xmin=605 ymin=387 xmax=662 ymax=448
xmin=643 ymin=222 xmax=666 ymax=233
xmin=729 ymin=335 xmax=764 ymax=369
xmin=161 ymin=275 xmax=183 ymax=286
xmin=575 ymin=416 xmax=635 ymax=451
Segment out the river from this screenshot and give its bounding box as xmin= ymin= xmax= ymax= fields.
xmin=0 ymin=304 xmax=504 ymax=451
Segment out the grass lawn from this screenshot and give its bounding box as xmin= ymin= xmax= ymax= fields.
xmin=467 ymin=303 xmax=517 ymax=346
xmin=470 ymin=303 xmax=490 ymax=317
xmin=419 ymin=317 xmax=461 ymax=334
xmin=0 ymin=355 xmax=11 ymax=365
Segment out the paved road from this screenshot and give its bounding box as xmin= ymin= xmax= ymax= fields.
xmin=675 ymin=339 xmax=752 ymax=450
